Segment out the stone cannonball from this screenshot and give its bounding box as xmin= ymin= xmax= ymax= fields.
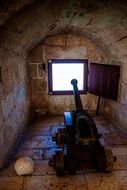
xmin=14 ymin=157 xmax=34 ymax=175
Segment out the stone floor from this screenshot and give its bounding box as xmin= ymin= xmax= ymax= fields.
xmin=0 ymin=115 xmax=127 ymax=190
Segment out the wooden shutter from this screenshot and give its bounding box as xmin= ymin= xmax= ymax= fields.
xmin=88 ymin=63 xmax=120 ymax=100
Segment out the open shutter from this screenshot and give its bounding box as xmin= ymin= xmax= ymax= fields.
xmin=88 ymin=63 xmax=120 ymax=100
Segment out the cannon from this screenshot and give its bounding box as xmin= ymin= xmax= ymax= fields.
xmin=49 ymin=79 xmax=116 ymax=176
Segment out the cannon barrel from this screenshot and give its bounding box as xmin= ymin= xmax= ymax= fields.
xmin=71 ymin=79 xmax=83 ymax=111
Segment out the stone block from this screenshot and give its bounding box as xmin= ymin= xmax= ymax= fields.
xmin=0 ymin=83 xmax=2 ymax=98
xmin=0 ymin=103 xmax=3 ymax=124
xmin=93 ymin=48 xmax=106 ymax=63
xmin=112 ymin=40 xmax=127 ymax=59
xmin=33 ymin=160 xmax=55 ymax=175
xmin=37 ymin=64 xmax=46 ymax=77
xmin=28 ymin=45 xmax=43 ymax=62
xmin=119 ymin=84 xmax=127 ymax=103
xmin=18 ymin=58 xmax=27 ymax=81
xmin=31 ymin=78 xmax=47 ymax=93
xmin=45 ymin=45 xmax=87 ymax=60
xmin=1 ymin=94 xmax=14 ymax=120
xmin=31 ymin=88 xmax=49 ymax=113
xmin=86 ymin=171 xmax=127 ymax=190
xmin=1 ymin=63 xmax=19 ymax=96
xmin=23 ymin=175 xmax=88 ymax=190
xmin=44 ymin=34 xmax=66 ymax=46
xmin=0 ymin=124 xmax=4 ymax=148
xmin=106 ymin=26 xmax=125 ymax=44
xmin=67 ymin=34 xmax=90 ymax=46
xmin=20 ymin=135 xmax=55 ymax=149
xmin=15 ymin=146 xmax=56 ymax=161
xmin=118 ymin=105 xmax=127 ymax=127
xmin=28 ymin=64 xmax=37 ymax=78
xmin=3 ymin=121 xmax=15 ymax=146
xmin=0 ymin=177 xmax=23 ymax=190
xmin=121 ymin=62 xmax=127 ymax=85
xmin=1 ymin=65 xmax=11 ymax=96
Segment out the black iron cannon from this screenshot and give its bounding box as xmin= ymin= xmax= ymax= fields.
xmin=49 ymin=79 xmax=116 ymax=176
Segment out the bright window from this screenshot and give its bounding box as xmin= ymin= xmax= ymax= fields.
xmin=48 ymin=59 xmax=88 ymax=95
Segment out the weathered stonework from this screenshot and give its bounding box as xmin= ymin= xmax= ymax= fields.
xmin=0 ymin=0 xmax=127 ymax=169
xmin=0 ymin=51 xmax=30 ymax=168
xmin=28 ymin=34 xmax=107 ymax=116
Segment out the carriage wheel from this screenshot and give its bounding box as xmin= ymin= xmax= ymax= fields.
xmin=55 ymin=150 xmax=64 ymax=176
xmin=95 ymin=145 xmax=115 ymax=172
xmin=104 ymin=146 xmax=115 ymax=172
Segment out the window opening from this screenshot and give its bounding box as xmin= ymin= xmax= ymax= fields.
xmin=48 ymin=59 xmax=88 ymax=95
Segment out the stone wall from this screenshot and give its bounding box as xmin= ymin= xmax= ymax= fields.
xmin=0 ymin=0 xmax=127 ymax=168
xmin=104 ymin=58 xmax=127 ymax=132
xmin=0 ymin=52 xmax=30 ymax=168
xmin=28 ymin=34 xmax=107 ymax=116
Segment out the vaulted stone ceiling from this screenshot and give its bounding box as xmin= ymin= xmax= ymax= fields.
xmin=0 ymin=0 xmax=34 ymax=24
xmin=0 ymin=0 xmax=127 ymax=61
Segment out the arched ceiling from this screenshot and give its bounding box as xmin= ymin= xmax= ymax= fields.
xmin=0 ymin=0 xmax=127 ymax=62
xmin=0 ymin=0 xmax=34 ymax=25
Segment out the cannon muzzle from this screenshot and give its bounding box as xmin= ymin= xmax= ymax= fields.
xmin=71 ymin=79 xmax=83 ymax=111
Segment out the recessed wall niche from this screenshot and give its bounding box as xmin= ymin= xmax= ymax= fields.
xmin=28 ymin=33 xmax=107 ymax=116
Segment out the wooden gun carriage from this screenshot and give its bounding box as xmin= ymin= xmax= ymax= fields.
xmin=49 ymin=79 xmax=116 ymax=176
